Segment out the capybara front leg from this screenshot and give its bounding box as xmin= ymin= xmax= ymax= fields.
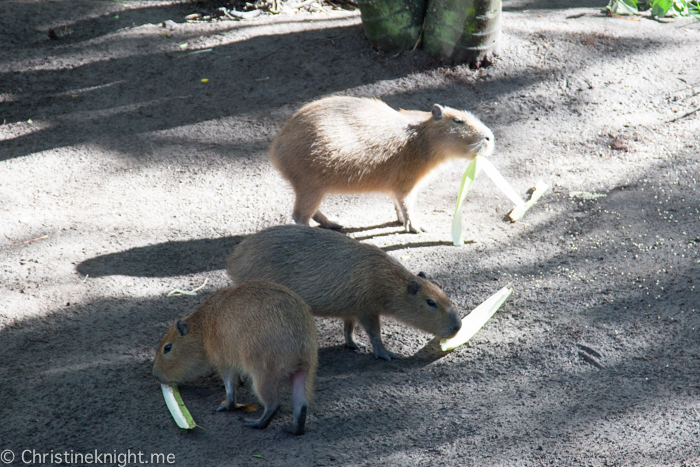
xmin=394 ymin=196 xmax=425 ymax=234
xmin=292 ymin=191 xmax=324 ymax=226
xmin=344 ymin=319 xmax=360 ymax=351
xmin=216 ymin=367 xmax=238 ymax=412
xmin=359 ymin=315 xmax=399 ymax=361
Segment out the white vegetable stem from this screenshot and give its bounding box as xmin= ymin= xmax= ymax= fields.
xmin=452 ymin=155 xmax=548 ymax=245
xmin=440 ymin=284 xmax=513 ymax=352
xmin=478 ymin=157 xmax=525 ymax=207
xmin=161 ymin=384 xmax=196 ymax=429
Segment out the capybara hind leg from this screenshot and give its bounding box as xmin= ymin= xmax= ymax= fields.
xmin=344 ymin=319 xmax=360 ymax=351
xmin=393 ymin=198 xmax=406 ymax=224
xmin=359 ymin=315 xmax=399 ymax=361
xmin=216 ymin=368 xmax=238 ymax=412
xmin=244 ymin=404 xmax=280 ymax=429
xmin=244 ymin=377 xmax=281 ymax=429
xmin=292 ymin=192 xmax=324 ymax=226
xmin=312 ymin=211 xmax=343 ymax=230
xmin=286 ymin=371 xmax=309 ymax=435
xmin=394 ymin=196 xmax=426 ymax=234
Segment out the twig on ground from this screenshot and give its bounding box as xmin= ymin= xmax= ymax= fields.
xmin=607 ymin=12 xmax=642 ymax=20
xmin=669 ymin=107 xmax=700 ymax=122
xmin=6 ymin=235 xmax=49 ymax=246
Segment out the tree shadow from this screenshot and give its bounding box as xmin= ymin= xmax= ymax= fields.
xmin=1 ymin=5 xmax=672 ymax=167
xmin=1 ymin=1 xmax=190 ymax=52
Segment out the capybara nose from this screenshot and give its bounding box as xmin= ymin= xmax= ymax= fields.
xmin=152 ymin=367 xmax=164 ymax=384
xmin=449 ymin=311 xmax=462 ymax=336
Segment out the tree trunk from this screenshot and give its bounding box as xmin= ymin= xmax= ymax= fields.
xmin=356 ymin=0 xmax=427 ymax=52
xmin=356 ymin=0 xmax=502 ymax=67
xmin=423 ymin=0 xmax=502 ymax=66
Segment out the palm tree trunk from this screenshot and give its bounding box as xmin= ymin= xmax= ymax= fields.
xmin=356 ymin=0 xmax=502 ymax=67
xmin=356 ymin=0 xmax=428 ymax=51
xmin=424 ymin=0 xmax=502 ymax=66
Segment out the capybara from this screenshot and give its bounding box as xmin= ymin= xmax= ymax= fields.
xmin=153 ymin=280 xmax=317 ymax=435
xmin=269 ymin=96 xmax=494 ymax=232
xmin=226 ymin=225 xmax=462 ymax=360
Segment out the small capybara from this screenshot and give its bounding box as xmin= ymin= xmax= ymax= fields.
xmin=269 ymin=96 xmax=495 ymax=232
xmin=152 ymin=280 xmax=317 ymax=435
xmin=226 ymin=225 xmax=462 ymax=361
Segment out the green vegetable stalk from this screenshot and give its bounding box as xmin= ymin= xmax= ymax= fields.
xmin=451 ymin=157 xmax=481 ymax=246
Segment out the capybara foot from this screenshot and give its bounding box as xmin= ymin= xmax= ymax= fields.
xmin=216 ymin=401 xmax=231 ymax=412
xmin=405 ymin=220 xmax=427 ymax=234
xmin=313 ymin=211 xmax=343 ymax=230
xmin=285 ymin=406 xmax=307 ymax=435
xmin=374 ymin=347 xmax=400 ymax=361
xmin=244 ymin=405 xmax=280 ymax=429
xmin=345 ymin=339 xmax=361 ymax=351
xmin=321 ymin=221 xmax=343 ymax=230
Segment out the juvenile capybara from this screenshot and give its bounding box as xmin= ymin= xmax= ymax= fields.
xmin=226 ymin=225 xmax=462 ymax=361
xmin=269 ymin=96 xmax=494 ymax=232
xmin=152 ymin=280 xmax=317 ymax=435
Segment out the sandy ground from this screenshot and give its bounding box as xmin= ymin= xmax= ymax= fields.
xmin=1 ymin=0 xmax=699 ymax=465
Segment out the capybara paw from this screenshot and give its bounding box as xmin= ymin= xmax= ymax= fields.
xmin=374 ymin=349 xmax=400 ymax=361
xmin=285 ymin=424 xmax=305 ymax=435
xmin=321 ymin=221 xmax=343 ymax=230
xmin=244 ymin=418 xmax=266 ymax=429
xmin=405 ymin=221 xmax=427 ymax=234
xmin=216 ymin=401 xmax=231 ymax=412
xmin=345 ymin=340 xmax=361 ymax=351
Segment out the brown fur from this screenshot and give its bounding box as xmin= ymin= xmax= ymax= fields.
xmin=152 ymin=280 xmax=317 ymax=435
xmin=269 ymin=96 xmax=494 ymax=232
xmin=226 ymin=225 xmax=462 ymax=361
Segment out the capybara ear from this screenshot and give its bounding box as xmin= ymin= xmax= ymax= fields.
xmin=407 ymin=280 xmax=421 ymax=296
xmin=432 ymin=104 xmax=444 ymax=121
xmin=417 ymin=271 xmax=427 ymax=279
xmin=176 ymin=320 xmax=189 ymax=337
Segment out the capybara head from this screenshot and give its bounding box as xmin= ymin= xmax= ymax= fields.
xmin=388 ymin=271 xmax=462 ymax=339
xmin=428 ymin=104 xmax=494 ymax=160
xmin=153 ymin=319 xmax=209 ymax=385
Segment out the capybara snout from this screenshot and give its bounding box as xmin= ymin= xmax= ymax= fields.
xmin=394 ymin=274 xmax=461 ymax=339
xmin=445 ymin=309 xmax=462 ymax=338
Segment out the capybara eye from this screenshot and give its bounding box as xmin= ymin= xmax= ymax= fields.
xmin=485 ymin=136 xmax=491 ymax=141
xmin=453 ymin=118 xmax=464 ymax=124
xmin=164 ymin=343 xmax=172 ymax=354
xmin=426 ymin=299 xmax=437 ymax=308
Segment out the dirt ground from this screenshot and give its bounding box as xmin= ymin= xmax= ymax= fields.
xmin=1 ymin=0 xmax=699 ymax=465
